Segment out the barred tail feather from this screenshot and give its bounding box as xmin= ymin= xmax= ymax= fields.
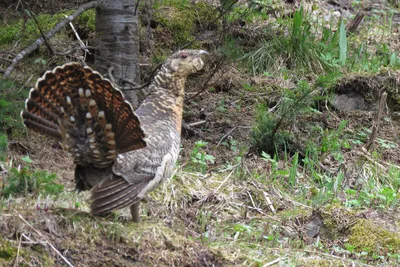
xmin=21 ymin=62 xmax=147 ymax=168
xmin=90 ymin=175 xmax=152 ymax=215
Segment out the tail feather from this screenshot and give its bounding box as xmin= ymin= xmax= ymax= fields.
xmin=21 ymin=110 xmax=59 ymax=131
xmin=22 ymin=119 xmax=62 ymax=139
xmin=90 ymin=175 xmax=152 ymax=215
xmin=25 ymin=92 xmax=61 ymax=123
xmin=22 ymin=62 xmax=147 ymax=168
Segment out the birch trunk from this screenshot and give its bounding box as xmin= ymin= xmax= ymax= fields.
xmin=95 ymin=0 xmax=141 ymax=108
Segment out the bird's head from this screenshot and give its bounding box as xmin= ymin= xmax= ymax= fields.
xmin=163 ymin=50 xmax=208 ymax=78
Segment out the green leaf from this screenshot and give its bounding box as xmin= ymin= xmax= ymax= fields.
xmin=21 ymin=156 xmax=33 ymax=163
xmin=289 ymin=152 xmax=299 ymax=186
xmin=390 ymin=52 xmax=397 ymax=66
xmin=195 ymin=140 xmax=208 ymax=148
xmin=339 ymin=19 xmax=347 ymax=66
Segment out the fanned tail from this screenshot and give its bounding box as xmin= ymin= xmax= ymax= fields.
xmin=21 ymin=62 xmax=146 ymax=168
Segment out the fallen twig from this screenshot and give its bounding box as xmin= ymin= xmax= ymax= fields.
xmin=263 ymin=257 xmax=285 ymax=267
xmin=55 ymin=46 xmax=98 ymax=56
xmin=17 ymin=213 xmax=75 ymax=267
xmin=214 ymin=168 xmax=235 ymax=194
xmin=230 ymin=202 xmax=281 ymax=222
xmin=185 ymin=58 xmax=225 ymax=101
xmin=22 ymin=1 xmax=54 ymax=55
xmin=0 ymin=51 xmax=17 ymax=57
xmin=65 ymin=15 xmax=90 ymax=55
xmin=217 ymin=126 xmax=251 ymax=147
xmin=0 ymin=58 xmax=13 ymax=63
xmin=182 ymin=122 xmax=213 ymax=141
xmin=188 ymin=120 xmax=207 ymax=127
xmin=366 ymin=92 xmax=387 ymax=151
xmin=347 ymin=11 xmax=366 ymax=34
xmin=12 ymin=233 xmax=22 ymax=267
xmin=263 ymin=191 xmax=276 ymax=213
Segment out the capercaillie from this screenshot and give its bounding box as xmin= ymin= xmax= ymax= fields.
xmin=21 ymin=50 xmax=208 ymax=222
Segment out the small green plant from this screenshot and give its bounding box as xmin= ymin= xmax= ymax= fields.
xmin=0 ymin=134 xmax=7 ymax=161
xmin=34 ymin=58 xmax=47 ymax=66
xmin=1 ymin=159 xmax=63 ymax=198
xmin=187 ymin=141 xmax=215 ymax=173
xmin=216 ymin=99 xmax=228 ymax=114
xmin=251 ymin=80 xmax=318 ymax=155
xmin=288 ymin=152 xmax=299 ymax=186
xmin=196 ymin=209 xmax=212 ymax=244
xmin=221 ymin=138 xmax=238 ymax=152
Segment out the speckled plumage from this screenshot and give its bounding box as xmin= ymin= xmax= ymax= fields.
xmin=21 ymin=50 xmax=207 ymax=220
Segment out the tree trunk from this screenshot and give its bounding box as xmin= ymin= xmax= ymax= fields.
xmin=95 ymin=0 xmax=141 ymax=108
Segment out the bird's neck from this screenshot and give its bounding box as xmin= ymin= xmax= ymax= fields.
xmin=136 ymin=68 xmax=186 ymax=134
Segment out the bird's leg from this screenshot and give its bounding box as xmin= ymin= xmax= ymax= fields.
xmin=130 ymin=202 xmax=141 ymax=223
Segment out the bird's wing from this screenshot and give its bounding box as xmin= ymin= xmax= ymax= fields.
xmin=90 ymin=131 xmax=179 ymax=215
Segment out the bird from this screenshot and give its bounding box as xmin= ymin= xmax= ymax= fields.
xmin=21 ymin=50 xmax=208 ymax=222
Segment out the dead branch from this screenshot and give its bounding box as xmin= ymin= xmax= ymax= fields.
xmin=182 ymin=122 xmax=213 ymax=141
xmin=185 ymin=57 xmax=225 ymax=102
xmin=366 ymin=92 xmax=387 ymax=151
xmin=217 ymin=126 xmax=251 ymax=147
xmin=347 ymin=11 xmax=366 ymax=34
xmin=22 ymin=1 xmax=54 ymax=55
xmin=108 ymin=66 xmax=116 ymax=85
xmin=17 ymin=213 xmax=75 ymax=267
xmin=0 ymin=51 xmax=17 ymax=57
xmin=2 ymin=1 xmax=100 ymax=78
xmin=188 ymin=120 xmax=207 ymax=127
xmin=55 ymin=46 xmax=98 ymax=56
xmin=65 ymin=15 xmax=90 ymax=55
xmin=0 ymin=58 xmax=13 ymax=63
xmin=123 ymin=63 xmax=163 ymax=91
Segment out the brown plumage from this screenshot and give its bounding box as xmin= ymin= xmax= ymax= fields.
xmin=21 ymin=50 xmax=207 ymax=221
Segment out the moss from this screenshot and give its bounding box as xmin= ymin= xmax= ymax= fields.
xmin=0 ymin=12 xmax=75 ymax=47
xmin=153 ymin=1 xmax=217 ymax=49
xmin=0 ymin=239 xmax=16 ymax=261
xmin=348 ymin=219 xmax=400 ymax=254
xmin=0 ymin=9 xmax=95 ymax=48
xmin=300 ymin=259 xmax=346 ymax=267
xmin=319 ymin=204 xmax=358 ymax=239
xmin=384 ymin=73 xmax=400 ymax=111
xmin=76 ymin=10 xmax=96 ymax=31
xmin=152 ymin=48 xmax=169 ymax=64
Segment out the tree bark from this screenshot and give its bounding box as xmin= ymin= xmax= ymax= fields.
xmin=95 ymin=0 xmax=141 ymax=108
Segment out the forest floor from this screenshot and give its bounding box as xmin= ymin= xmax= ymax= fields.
xmin=1 ymin=0 xmax=400 ymax=266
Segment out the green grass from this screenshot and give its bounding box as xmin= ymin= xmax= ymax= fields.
xmin=245 ymin=8 xmax=337 ymax=75
xmin=244 ymin=7 xmax=400 ymax=76
xmin=0 ymin=79 xmax=25 ymax=135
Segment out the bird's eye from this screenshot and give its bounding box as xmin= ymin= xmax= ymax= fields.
xmin=180 ymin=53 xmax=188 ymax=59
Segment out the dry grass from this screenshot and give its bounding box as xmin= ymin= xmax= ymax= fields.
xmin=2 ymin=159 xmax=398 ymax=266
